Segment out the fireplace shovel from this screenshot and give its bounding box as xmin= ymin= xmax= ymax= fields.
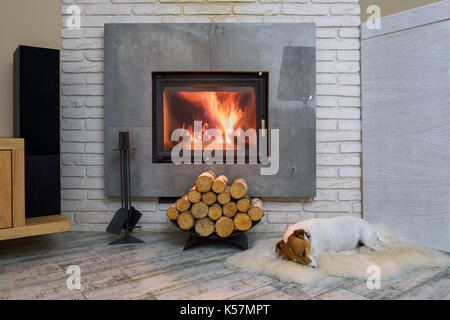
xmin=107 ymin=131 xmax=144 ymax=244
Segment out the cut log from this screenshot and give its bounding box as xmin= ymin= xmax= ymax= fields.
xmin=217 ymin=187 xmax=231 ymax=205
xmin=223 ymin=201 xmax=237 ymax=217
xmin=195 ymin=218 xmax=215 ymax=237
xmin=234 ymin=213 xmax=252 ymax=231
xmin=166 ymin=204 xmax=179 ymax=220
xmin=176 ymin=195 xmax=190 ymax=212
xmin=194 ymin=170 xmax=217 ymax=193
xmin=191 ymin=201 xmax=208 ymax=219
xmin=177 ymin=212 xmax=194 ymax=231
xmin=236 ymin=195 xmax=251 ymax=213
xmin=202 ymin=191 xmax=217 ymax=206
xmin=187 ymin=186 xmax=202 ymax=203
xmin=248 ymin=198 xmax=264 ymax=221
xmin=215 ymin=217 xmax=234 ymax=238
xmin=208 ymin=203 xmax=222 ymax=220
xmin=230 ymin=178 xmax=248 ymax=199
xmin=212 ymin=175 xmax=228 ymax=194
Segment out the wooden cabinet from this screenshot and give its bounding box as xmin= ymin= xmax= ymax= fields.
xmin=0 ymin=139 xmax=69 ymax=240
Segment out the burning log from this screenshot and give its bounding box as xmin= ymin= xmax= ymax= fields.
xmin=236 ymin=195 xmax=251 ymax=213
xmin=195 ymin=218 xmax=215 ymax=237
xmin=166 ymin=204 xmax=179 ymax=220
xmin=223 ymin=201 xmax=237 ymax=217
xmin=212 ymin=175 xmax=228 ymax=193
xmin=217 ymin=187 xmax=231 ymax=205
xmin=191 ymin=201 xmax=209 ymax=219
xmin=208 ymin=203 xmax=222 ymax=220
xmin=215 ymin=217 xmax=234 ymax=238
xmin=176 ymin=195 xmax=190 ymax=212
xmin=202 ymin=191 xmax=217 ymax=206
xmin=248 ymin=198 xmax=264 ymax=221
xmin=177 ymin=211 xmax=194 ymax=230
xmin=230 ymin=178 xmax=248 ymax=199
xmin=234 ymin=213 xmax=252 ymax=231
xmin=187 ymin=186 xmax=202 ymax=203
xmin=195 ymin=170 xmax=217 ymax=193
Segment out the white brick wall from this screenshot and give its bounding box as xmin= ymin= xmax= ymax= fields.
xmin=60 ymin=0 xmax=362 ymax=232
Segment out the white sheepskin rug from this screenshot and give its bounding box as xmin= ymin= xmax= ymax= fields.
xmin=225 ymin=226 xmax=450 ymax=285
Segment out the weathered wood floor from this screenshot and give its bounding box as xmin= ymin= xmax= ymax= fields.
xmin=0 ymin=231 xmax=448 ymax=300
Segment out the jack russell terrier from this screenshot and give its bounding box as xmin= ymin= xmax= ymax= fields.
xmin=276 ymin=216 xmax=381 ymax=268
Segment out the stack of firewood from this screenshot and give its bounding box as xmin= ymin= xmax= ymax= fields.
xmin=166 ymin=170 xmax=264 ymax=238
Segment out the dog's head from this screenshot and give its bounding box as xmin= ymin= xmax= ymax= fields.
xmin=276 ymin=229 xmax=316 ymax=267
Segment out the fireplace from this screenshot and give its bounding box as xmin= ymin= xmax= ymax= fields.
xmin=152 ymin=72 xmax=268 ymax=163
xmin=104 ymin=23 xmax=316 ymax=198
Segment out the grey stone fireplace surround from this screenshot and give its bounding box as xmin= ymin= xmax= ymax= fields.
xmin=104 ymin=23 xmax=316 ymax=198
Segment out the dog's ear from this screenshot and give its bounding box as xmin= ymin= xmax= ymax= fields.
xmin=293 ymin=229 xmax=307 ymax=239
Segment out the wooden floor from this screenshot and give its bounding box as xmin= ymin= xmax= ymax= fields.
xmin=0 ymin=231 xmax=448 ymax=300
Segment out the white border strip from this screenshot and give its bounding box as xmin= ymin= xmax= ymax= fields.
xmin=362 ymin=0 xmax=450 ymax=40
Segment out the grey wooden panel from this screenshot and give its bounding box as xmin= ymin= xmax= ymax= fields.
xmin=362 ymin=11 xmax=450 ymax=252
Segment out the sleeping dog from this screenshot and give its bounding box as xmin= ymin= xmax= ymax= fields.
xmin=276 ymin=216 xmax=381 ymax=268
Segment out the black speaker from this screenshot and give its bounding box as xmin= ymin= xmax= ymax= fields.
xmin=14 ymin=45 xmax=60 ymax=218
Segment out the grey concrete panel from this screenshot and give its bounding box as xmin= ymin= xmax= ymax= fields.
xmin=104 ymin=23 xmax=316 ymax=198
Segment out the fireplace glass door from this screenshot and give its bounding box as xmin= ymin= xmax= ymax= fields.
xmin=152 ymin=72 xmax=268 ymax=163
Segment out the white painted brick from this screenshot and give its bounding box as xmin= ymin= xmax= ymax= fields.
xmin=317 ymin=73 xmax=337 ymax=84
xmin=62 ymin=107 xmax=104 ymax=119
xmin=85 ymin=96 xmax=104 ymax=107
xmin=64 ymin=15 xmax=111 ymax=27
xmin=233 ymin=4 xmax=280 ymax=15
xmin=62 ymin=61 xmax=104 ymax=73
xmin=62 ymin=130 xmax=104 ymax=143
xmin=316 ymin=50 xmax=336 ymax=61
xmin=264 ymin=201 xmax=303 ymax=212
xmin=134 ymin=4 xmax=181 ymax=15
xmin=86 ymin=166 xmax=104 ymax=177
xmin=62 ymin=119 xmax=85 ymax=130
xmin=61 ymin=142 xmax=85 ymax=154
xmin=338 ymin=96 xmax=360 ymax=107
xmin=184 ymin=4 xmax=231 ymax=15
xmin=84 ymin=28 xmax=104 ymax=38
xmin=317 ymin=119 xmax=337 ymax=130
xmin=339 ymin=27 xmax=360 ymax=38
xmin=316 ymin=189 xmax=338 ymax=201
xmin=62 ymin=39 xmax=103 ymax=50
xmin=62 ymin=29 xmax=83 ymax=39
xmin=317 ymin=178 xmax=360 ymax=189
xmin=337 ymin=50 xmax=360 ymax=61
xmin=163 ymin=16 xmax=211 ymax=22
xmin=85 ymin=51 xmax=104 ymax=62
xmin=61 ymin=154 xmax=104 ymax=166
xmin=62 ymin=73 xmax=86 ymax=85
xmin=61 ymin=96 xmax=85 ymax=108
xmin=338 ymin=74 xmax=360 ymax=85
xmin=282 ymin=4 xmax=329 ymax=15
xmin=340 ymin=143 xmax=361 ymax=153
xmin=268 ymin=212 xmax=315 ymax=224
xmin=317 ymin=142 xmax=339 ymax=154
xmin=112 ymin=16 xmax=162 ymax=23
xmin=312 ymin=0 xmax=358 ymax=3
xmin=85 ymin=143 xmax=104 ymax=154
xmin=161 ymin=0 xmax=202 ymax=2
xmin=331 ymin=4 xmax=360 ymax=15
xmin=338 ymin=167 xmax=361 ymax=177
xmin=61 ymin=51 xmax=85 ymax=62
xmin=338 ymin=120 xmax=361 ymax=131
xmin=85 ymin=119 xmax=104 ymax=130
xmin=61 ymin=166 xmax=85 ymax=177
xmin=316 ymin=28 xmax=337 ymax=39
xmin=63 ymin=200 xmax=109 ymax=212
xmin=85 ymin=4 xmax=132 ymax=15
xmin=317 ymin=131 xmax=361 ymax=142
xmin=260 ymin=0 xmax=307 ymax=2
xmin=317 ymin=61 xmax=359 ymax=73
xmin=316 ymin=85 xmax=360 ymax=97
xmin=317 ymin=96 xmax=338 ymax=107
xmin=140 ymin=212 xmax=168 ymax=223
xmin=87 ymin=190 xmax=107 ymax=200
xmin=317 ymin=166 xmax=337 ymax=177
xmin=317 ymin=155 xmax=360 ymax=166
xmin=313 ymin=16 xmax=360 ymax=27
xmin=352 ymin=202 xmax=361 ymax=213
xmin=212 ymin=16 xmax=263 ymax=22
xmin=61 ymin=177 xmax=104 ymax=189
xmin=338 ymin=189 xmax=361 ymax=200
xmin=62 ymin=189 xmax=87 ymax=200
xmin=250 ymin=223 xmax=287 ymax=233
xmin=86 ymin=73 xmax=104 ymax=84
xmin=304 ymin=201 xmax=352 ymax=212
xmin=62 ymin=84 xmax=103 ymax=96
xmin=317 ymin=107 xmax=360 ymax=119
xmin=112 ymin=0 xmax=156 ymax=3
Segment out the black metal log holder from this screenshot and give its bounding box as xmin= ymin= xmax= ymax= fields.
xmin=107 ymin=132 xmax=144 ymax=245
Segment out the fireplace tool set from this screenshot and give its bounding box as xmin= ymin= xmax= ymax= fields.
xmin=107 ymin=131 xmax=144 ymax=245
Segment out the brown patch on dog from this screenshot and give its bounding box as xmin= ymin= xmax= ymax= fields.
xmin=276 ymin=229 xmax=312 ymax=265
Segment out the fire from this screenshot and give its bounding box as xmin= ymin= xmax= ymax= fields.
xmin=163 ymin=88 xmax=257 ymax=150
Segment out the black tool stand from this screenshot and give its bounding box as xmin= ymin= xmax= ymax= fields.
xmin=183 ymin=232 xmax=248 ymax=250
xmin=109 ymin=132 xmax=144 ymax=245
